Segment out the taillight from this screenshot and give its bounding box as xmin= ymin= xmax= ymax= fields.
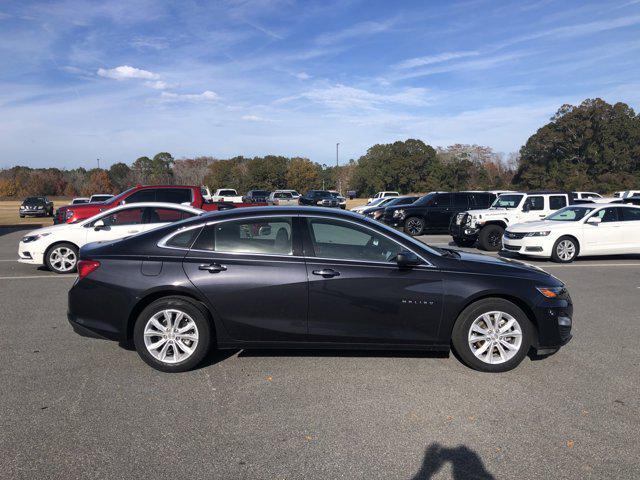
xmin=77 ymin=260 xmax=101 ymax=279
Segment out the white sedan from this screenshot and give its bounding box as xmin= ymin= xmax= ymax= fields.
xmin=502 ymin=204 xmax=640 ymax=263
xmin=18 ymin=203 xmax=203 ymax=274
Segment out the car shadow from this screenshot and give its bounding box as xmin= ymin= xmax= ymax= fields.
xmin=498 ymin=250 xmax=640 ymax=262
xmin=236 ymin=348 xmax=449 ymax=361
xmin=0 ymin=224 xmax=45 ymax=237
xmin=410 ymin=443 xmax=495 ymax=479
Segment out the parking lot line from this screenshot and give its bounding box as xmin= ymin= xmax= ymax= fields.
xmin=0 ymin=275 xmax=77 ymax=280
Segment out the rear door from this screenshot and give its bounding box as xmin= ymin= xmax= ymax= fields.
xmin=302 ymin=216 xmax=443 ymax=344
xmin=618 ymin=207 xmax=640 ymax=253
xmin=426 ymin=193 xmax=452 ymax=230
xmin=182 ymin=215 xmax=309 ymax=342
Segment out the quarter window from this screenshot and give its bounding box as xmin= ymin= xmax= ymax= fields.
xmin=166 ymin=227 xmax=202 ymax=249
xmin=193 ymin=217 xmax=292 ymax=255
xmin=307 ymin=218 xmax=403 ymax=263
xmin=549 ymin=196 xmax=567 ymax=210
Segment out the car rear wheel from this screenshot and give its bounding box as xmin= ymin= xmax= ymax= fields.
xmin=551 ymin=236 xmax=579 ymax=263
xmin=478 ymin=225 xmax=504 ymax=251
xmin=404 ymin=217 xmax=425 ymax=236
xmin=134 ymin=297 xmax=212 ymax=373
xmin=45 ymin=242 xmax=79 ymax=274
xmin=452 ymin=298 xmax=533 ymax=372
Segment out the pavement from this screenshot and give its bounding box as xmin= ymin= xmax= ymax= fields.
xmin=0 ymin=227 xmax=638 ymax=479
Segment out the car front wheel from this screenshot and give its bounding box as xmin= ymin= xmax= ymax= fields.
xmin=404 ymin=217 xmax=425 ymax=236
xmin=45 ymin=242 xmax=79 ymax=273
xmin=478 ymin=225 xmax=504 ymax=251
xmin=452 ymin=298 xmax=533 ymax=372
xmin=134 ymin=296 xmax=212 ymax=372
xmin=551 ymin=236 xmax=579 ymax=263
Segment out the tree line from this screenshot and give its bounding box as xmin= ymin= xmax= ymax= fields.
xmin=1 ymin=98 xmax=638 ymax=198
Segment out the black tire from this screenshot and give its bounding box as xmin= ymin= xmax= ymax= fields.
xmin=550 ymin=235 xmax=579 ymax=263
xmin=19 ymin=214 xmax=24 ymax=218
xmin=453 ymin=236 xmax=476 ymax=247
xmin=478 ymin=224 xmax=504 ymax=251
xmin=404 ymin=216 xmax=425 ymax=236
xmin=451 ymin=298 xmax=533 ymax=373
xmin=134 ymin=296 xmax=212 ymax=373
xmin=44 ymin=242 xmax=79 ymax=274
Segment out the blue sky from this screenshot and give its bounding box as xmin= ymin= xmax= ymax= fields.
xmin=1 ymin=0 xmax=640 ymax=169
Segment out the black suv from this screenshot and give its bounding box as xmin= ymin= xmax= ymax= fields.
xmin=243 ymin=190 xmax=270 ymax=203
xmin=382 ymin=191 xmax=496 ymax=236
xmin=298 ymin=190 xmax=340 ymax=208
xmin=19 ymin=196 xmax=54 ymax=218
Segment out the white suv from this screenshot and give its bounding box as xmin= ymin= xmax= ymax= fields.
xmin=451 ymin=192 xmax=571 ymax=251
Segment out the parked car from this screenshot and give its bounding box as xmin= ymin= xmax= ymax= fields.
xmin=68 ymin=206 xmax=572 ymax=373
xmin=267 ymin=191 xmax=298 ymax=206
xmin=19 ymin=196 xmax=54 ymax=218
xmin=362 ymin=196 xmax=419 ymax=220
xmin=617 ymin=195 xmax=640 ymax=205
xmin=502 ymin=203 xmax=640 ymax=263
xmin=328 ymin=191 xmax=347 ymax=209
xmin=54 ymin=185 xmax=264 ymax=224
xmin=613 ymin=190 xmax=640 ymax=198
xmin=210 ymin=189 xmax=244 ymax=203
xmin=200 ymin=186 xmax=212 ymax=202
xmin=89 ymin=194 xmax=114 ymax=203
xmin=571 ymin=191 xmax=601 ymax=200
xmin=383 ymin=191 xmax=497 ymax=237
xmin=298 ymin=190 xmax=340 ymax=207
xmin=71 ymin=197 xmax=90 ymax=205
xmin=350 ymin=196 xmax=397 ymax=214
xmin=347 ymin=190 xmax=357 ymax=199
xmin=19 ymin=203 xmax=203 ymax=274
xmin=243 ymin=190 xmax=271 ymax=203
xmin=450 ymin=191 xmax=572 ymax=251
xmin=277 ymin=189 xmax=301 ymax=199
xmin=367 ymin=191 xmax=400 ymax=203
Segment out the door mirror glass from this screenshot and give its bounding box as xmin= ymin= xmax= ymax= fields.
xmin=586 ymin=216 xmax=601 ymax=225
xmin=522 ymin=203 xmax=530 ymax=212
xmin=396 ymin=250 xmax=420 ymax=267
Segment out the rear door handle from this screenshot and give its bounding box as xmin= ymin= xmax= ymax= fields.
xmin=312 ymin=268 xmax=340 ymax=278
xmin=127 ymin=230 xmax=140 ymax=234
xmin=199 ymin=263 xmax=227 ymax=273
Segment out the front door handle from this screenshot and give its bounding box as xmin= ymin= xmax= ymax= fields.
xmin=312 ymin=268 xmax=340 ymax=278
xmin=199 ymin=263 xmax=227 ymax=273
xmin=127 ymin=230 xmax=140 ymax=234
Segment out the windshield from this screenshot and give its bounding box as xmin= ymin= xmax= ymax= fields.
xmin=251 ymin=190 xmax=269 ymax=196
xmin=414 ymin=193 xmax=437 ymax=206
xmin=386 ymin=196 xmax=416 ymax=206
xmin=546 ymin=206 xmax=596 ymax=221
xmin=491 ymin=194 xmax=523 ymax=209
xmin=24 ymin=197 xmax=44 ymax=204
xmin=366 ymin=197 xmax=387 ymax=206
xmin=219 ymin=190 xmax=237 ymax=196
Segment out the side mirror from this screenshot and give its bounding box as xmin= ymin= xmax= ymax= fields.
xmin=522 ymin=203 xmax=530 ymax=212
xmin=396 ymin=250 xmax=420 ymax=268
xmin=586 ymin=216 xmax=601 ymax=225
xmin=94 ymin=219 xmax=108 ymax=231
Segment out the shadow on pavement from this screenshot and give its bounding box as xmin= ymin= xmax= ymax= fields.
xmin=237 ymin=348 xmax=449 ymax=360
xmin=411 ymin=443 xmax=495 ymax=480
xmin=0 ymin=224 xmax=44 ymax=236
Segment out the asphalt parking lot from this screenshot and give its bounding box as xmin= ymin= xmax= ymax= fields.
xmin=1 ymin=226 xmax=638 ymax=480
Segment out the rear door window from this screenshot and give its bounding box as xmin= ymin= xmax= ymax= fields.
xmin=155 ymin=188 xmax=192 ymax=204
xmin=452 ymin=193 xmax=470 ymax=208
xmin=124 ymin=190 xmax=155 ymax=204
xmin=524 ymin=196 xmax=544 ymax=211
xmin=433 ymin=193 xmax=452 ymax=207
xmin=620 ymin=207 xmax=640 ymax=221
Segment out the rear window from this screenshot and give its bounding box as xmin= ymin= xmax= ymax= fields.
xmin=156 ymin=188 xmax=192 ymax=204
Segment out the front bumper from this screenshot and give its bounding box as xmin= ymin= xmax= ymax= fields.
xmin=20 ymin=209 xmax=47 ymax=217
xmin=531 ymin=291 xmax=573 ymax=351
xmin=18 ymin=244 xmax=44 ymax=265
xmin=449 ymin=222 xmax=479 ymax=239
xmin=502 ymin=236 xmax=553 ymax=257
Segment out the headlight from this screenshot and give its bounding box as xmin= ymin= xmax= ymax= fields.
xmin=393 ymin=209 xmax=405 ymax=218
xmin=536 ymin=286 xmax=564 ymax=298
xmin=526 ymin=231 xmax=550 ymax=237
xmin=21 ymin=232 xmax=51 ymax=243
xmin=20 ymin=205 xmax=25 ymax=210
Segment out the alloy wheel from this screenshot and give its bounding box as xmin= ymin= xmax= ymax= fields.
xmin=49 ymin=247 xmax=77 ymax=272
xmin=467 ymin=311 xmax=522 ymax=364
xmin=488 ymin=231 xmax=502 ymax=248
xmin=406 ymin=218 xmax=423 ymax=235
xmin=556 ymin=240 xmax=576 ymax=261
xmin=143 ymin=309 xmax=199 ymax=364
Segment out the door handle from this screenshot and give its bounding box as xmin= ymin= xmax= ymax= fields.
xmin=312 ymin=268 xmax=340 ymax=278
xmin=127 ymin=230 xmax=140 ymax=233
xmin=199 ymin=263 xmax=227 ymax=273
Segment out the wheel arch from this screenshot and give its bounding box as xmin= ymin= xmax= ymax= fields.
xmin=125 ymin=289 xmax=217 ymax=343
xmin=555 ymin=234 xmax=581 ymax=255
xmin=481 ymin=220 xmax=507 ymax=229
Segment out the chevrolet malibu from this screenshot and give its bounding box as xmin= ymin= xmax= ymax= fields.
xmin=68 ymin=207 xmax=573 ymax=373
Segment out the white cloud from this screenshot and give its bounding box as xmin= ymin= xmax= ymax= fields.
xmin=145 ymin=80 xmax=170 ymax=90
xmin=315 ymin=20 xmax=395 ymax=46
xmin=278 ymin=84 xmax=429 ymax=109
xmin=159 ymin=90 xmax=218 ymax=102
xmin=395 ymin=51 xmax=480 ymax=69
xmin=242 ymin=114 xmax=269 ymax=122
xmin=97 ymin=65 xmax=159 ymax=80
xmin=295 ymin=72 xmax=311 ymax=80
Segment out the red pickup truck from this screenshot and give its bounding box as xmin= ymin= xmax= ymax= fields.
xmin=54 ymin=185 xmax=266 ymax=224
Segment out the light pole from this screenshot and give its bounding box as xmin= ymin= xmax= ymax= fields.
xmin=97 ymin=158 xmax=100 ymax=170
xmin=336 ymin=143 xmax=339 ymax=168
xmin=335 ymin=143 xmax=340 ymax=193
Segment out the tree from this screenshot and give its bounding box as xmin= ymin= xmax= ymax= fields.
xmin=109 ymin=162 xmax=132 ymax=191
xmin=514 ymin=98 xmax=640 ymax=191
xmin=82 ymin=170 xmax=113 ymax=196
xmin=173 ymin=157 xmax=213 ymax=186
xmin=285 ymin=157 xmax=320 ymax=193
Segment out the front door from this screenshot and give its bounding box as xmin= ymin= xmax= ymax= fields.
xmin=302 ymin=217 xmax=443 ymax=345
xmin=582 ymin=207 xmax=624 ymax=254
xmin=182 ymin=216 xmax=308 ymax=342
xmin=84 ymin=206 xmax=147 ymax=243
xmin=426 ymin=193 xmax=452 ymax=231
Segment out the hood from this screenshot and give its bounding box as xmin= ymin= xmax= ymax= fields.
xmin=466 ymin=207 xmax=515 ymax=217
xmin=22 ymin=199 xmax=46 ymax=206
xmin=22 ymin=223 xmax=71 ymax=238
xmin=508 ymin=220 xmax=573 ymax=232
xmin=451 ymin=249 xmax=557 ymax=281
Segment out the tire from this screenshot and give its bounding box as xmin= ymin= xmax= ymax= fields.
xmin=551 ymin=236 xmax=579 ymax=263
xmin=19 ymin=215 xmax=24 ymax=218
xmin=404 ymin=216 xmax=425 ymax=236
xmin=134 ymin=296 xmax=212 ymax=373
xmin=451 ymin=298 xmax=533 ymax=373
xmin=44 ymin=242 xmax=79 ymax=274
xmin=453 ymin=236 xmax=476 ymax=247
xmin=478 ymin=224 xmax=504 ymax=251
